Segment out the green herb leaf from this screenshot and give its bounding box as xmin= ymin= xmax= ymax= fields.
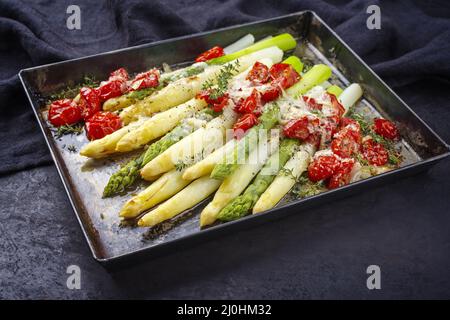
xmin=202 ymin=60 xmax=240 ymax=100
xmin=49 ymin=75 xmax=98 ymax=101
xmin=292 ymin=173 xmax=326 ymax=198
xmin=54 ymin=123 xmax=84 ymax=138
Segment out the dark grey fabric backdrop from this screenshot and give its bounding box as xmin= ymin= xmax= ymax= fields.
xmin=0 ymin=0 xmax=449 ymax=175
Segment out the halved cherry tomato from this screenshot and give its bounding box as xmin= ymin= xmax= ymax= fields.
xmin=195 ymin=46 xmax=225 ymax=62
xmin=308 ymin=155 xmax=340 ymax=182
xmin=196 ymin=90 xmax=229 ymax=112
xmin=269 ymin=63 xmax=300 ymax=89
xmin=233 ymin=113 xmax=259 ymax=139
xmin=109 ymin=68 xmax=129 ymax=81
xmin=331 ymin=126 xmax=361 ymax=158
xmin=79 ymin=87 xmax=101 ymax=120
xmin=234 ymin=89 xmax=262 ymax=114
xmin=246 ymin=62 xmax=270 ymax=84
xmin=373 ymin=118 xmax=399 ymax=140
xmin=328 ymin=159 xmax=355 ymax=189
xmin=302 ymin=96 xmax=323 ymax=111
xmin=85 ymin=111 xmax=122 ymax=140
xmin=48 ymin=99 xmax=82 ymax=127
xmin=328 ymin=93 xmax=345 ymax=117
xmin=283 ymin=116 xmax=320 ymax=141
xmin=361 ymin=139 xmax=388 ymax=166
xmin=129 ymin=69 xmax=160 ymax=91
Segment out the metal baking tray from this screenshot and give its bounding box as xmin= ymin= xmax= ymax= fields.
xmin=19 ymin=11 xmax=449 ymax=267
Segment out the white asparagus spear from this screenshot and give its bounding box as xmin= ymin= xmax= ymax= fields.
xmin=181 ymin=139 xmax=237 ymax=180
xmin=119 ymin=169 xmax=190 ymax=219
xmin=224 ymin=34 xmax=255 ymax=54
xmin=103 ymin=63 xmax=208 ymax=112
xmin=79 ymin=117 xmax=148 ymax=158
xmin=140 ymin=110 xmax=236 ymax=179
xmin=115 ymin=98 xmax=207 ymax=152
xmin=137 ymin=176 xmax=221 ymax=227
xmin=119 ymin=67 xmax=220 ymax=124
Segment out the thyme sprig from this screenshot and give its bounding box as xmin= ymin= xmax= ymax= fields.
xmin=49 ymin=75 xmax=99 ymax=101
xmin=279 ymin=167 xmax=296 ymax=180
xmin=292 ymin=173 xmax=326 ymax=198
xmin=54 ymin=123 xmax=84 ymax=139
xmin=202 ymin=60 xmax=240 ymax=100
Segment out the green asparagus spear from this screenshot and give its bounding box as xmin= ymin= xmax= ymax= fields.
xmin=102 ymin=111 xmax=213 ymax=197
xmin=210 ymin=104 xmax=280 ymax=180
xmin=286 ymin=64 xmax=332 ymax=97
xmin=217 ymin=139 xmax=299 ymax=221
xmin=208 ymin=34 xmax=296 ymax=65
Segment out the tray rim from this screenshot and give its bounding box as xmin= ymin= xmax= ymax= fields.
xmin=18 ymin=10 xmax=450 ymax=265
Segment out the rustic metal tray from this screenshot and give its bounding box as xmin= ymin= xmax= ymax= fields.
xmin=19 ymin=11 xmax=449 ymax=267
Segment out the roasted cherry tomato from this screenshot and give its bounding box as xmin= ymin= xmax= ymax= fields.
xmin=233 ymin=113 xmax=259 ymax=139
xmin=373 ymin=118 xmax=399 ymax=140
xmin=361 ymin=139 xmax=388 ymax=166
xmin=234 ymin=89 xmax=262 ymax=114
xmin=308 ymin=155 xmax=340 ymax=182
xmin=327 ymin=93 xmax=345 ymax=118
xmin=261 ymin=84 xmax=281 ymax=102
xmin=96 ymin=68 xmax=129 ymax=101
xmin=210 ymin=94 xmax=229 ymax=112
xmin=196 ymin=90 xmax=229 ymax=112
xmin=195 ymin=46 xmax=225 ymax=62
xmin=129 ymin=69 xmax=160 ymax=91
xmin=84 ymin=111 xmax=122 ymax=140
xmin=196 ymin=90 xmax=213 ymax=104
xmin=79 ymin=87 xmax=101 ymax=120
xmin=109 ymin=68 xmax=129 ymax=81
xmin=320 ymin=115 xmax=340 ymax=146
xmin=331 ymin=126 xmax=361 ymax=158
xmin=246 ymin=62 xmax=270 ymax=84
xmin=302 ymin=96 xmax=323 ymax=111
xmin=328 ymin=159 xmax=355 ymax=189
xmin=283 ymin=116 xmax=320 ymax=141
xmin=48 ymin=99 xmax=82 ymax=127
xmin=340 ymin=117 xmax=359 ymax=129
xmin=97 ymin=79 xmax=126 ymax=101
xmin=269 ymin=63 xmax=300 ymax=89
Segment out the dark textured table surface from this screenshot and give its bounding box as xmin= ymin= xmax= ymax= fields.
xmin=1 ymin=155 xmax=449 ymax=299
